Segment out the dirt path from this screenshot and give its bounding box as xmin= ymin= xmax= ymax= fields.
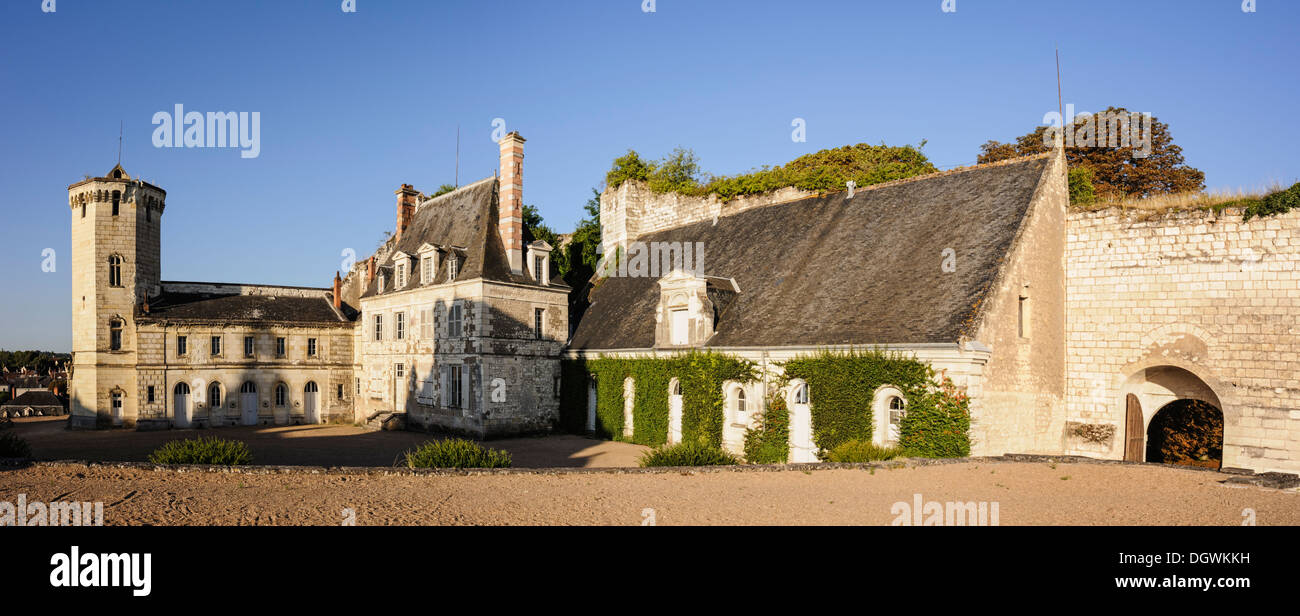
xmin=2 ymin=461 xmax=1294 ymax=526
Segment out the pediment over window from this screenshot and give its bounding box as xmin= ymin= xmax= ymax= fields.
xmin=654 ymin=270 xmax=738 ymax=349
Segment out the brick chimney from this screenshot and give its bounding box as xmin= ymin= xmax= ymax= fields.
xmin=366 ymin=256 xmax=375 ymax=284
xmin=498 ymin=132 xmax=526 ymax=274
xmin=395 ymin=184 xmax=419 ymax=242
xmin=333 ymin=272 xmax=342 ymax=310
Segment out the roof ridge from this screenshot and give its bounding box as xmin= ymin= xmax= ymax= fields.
xmin=831 ymin=152 xmax=1055 ymax=198
xmin=418 ymin=176 xmax=496 ymax=209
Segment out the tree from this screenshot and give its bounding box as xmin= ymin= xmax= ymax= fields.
xmin=978 ymin=106 xmax=1205 ymax=201
xmin=431 ymin=184 xmax=457 ymax=198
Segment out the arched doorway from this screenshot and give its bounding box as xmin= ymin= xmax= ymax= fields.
xmin=667 ymin=378 xmax=683 ymax=445
xmin=174 ymin=383 xmax=192 ymax=428
xmin=787 ymin=380 xmax=816 ymax=463
xmin=1146 ymin=399 xmax=1224 ymax=470
xmin=304 ymin=382 xmax=320 ymax=424
xmin=240 ymin=382 xmax=258 ymax=426
xmin=1121 ymin=364 xmax=1226 ymax=468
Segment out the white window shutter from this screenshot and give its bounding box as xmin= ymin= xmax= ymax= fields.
xmin=460 ymin=366 xmax=470 ymax=410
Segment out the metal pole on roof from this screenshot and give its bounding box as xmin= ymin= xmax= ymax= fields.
xmin=455 ymin=124 xmax=460 ymax=188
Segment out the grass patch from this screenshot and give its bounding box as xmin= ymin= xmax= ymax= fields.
xmin=403 ymin=438 xmax=512 ymax=469
xmin=639 ymin=441 xmax=740 ymax=467
xmin=148 ymin=437 xmax=252 ymax=466
xmin=824 ymin=439 xmax=904 ymax=463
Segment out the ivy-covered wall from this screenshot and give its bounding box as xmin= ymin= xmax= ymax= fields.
xmin=560 ymin=352 xmax=755 ymax=447
xmin=782 ymin=349 xmax=970 ymax=457
xmin=563 ymin=348 xmax=971 ymax=460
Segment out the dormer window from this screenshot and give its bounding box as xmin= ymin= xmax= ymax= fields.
xmin=447 ymin=257 xmax=459 ymax=281
xmin=396 ymin=262 xmax=407 ymax=289
xmin=421 ymin=255 xmax=433 ymax=284
xmin=527 ymin=241 xmax=553 ymax=285
xmin=378 ymin=273 xmax=386 ymax=294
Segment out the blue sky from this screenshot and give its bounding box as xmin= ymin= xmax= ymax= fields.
xmin=2 ymin=0 xmax=1297 ymax=351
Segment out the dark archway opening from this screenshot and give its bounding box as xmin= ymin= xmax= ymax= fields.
xmin=1145 ymin=400 xmax=1224 ymax=470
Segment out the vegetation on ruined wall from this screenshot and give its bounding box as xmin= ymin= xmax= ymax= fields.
xmin=605 ymin=143 xmax=938 ymax=201
xmin=560 ymin=352 xmax=756 ymax=448
xmin=1240 ymin=182 xmax=1300 ymax=220
xmin=782 ymin=349 xmax=970 ymax=458
xmin=743 ymin=394 xmax=789 ymax=464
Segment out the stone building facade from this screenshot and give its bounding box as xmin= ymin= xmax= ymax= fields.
xmin=581 ymin=149 xmax=1299 ymax=474
xmin=1065 ymin=207 xmax=1300 ymax=473
xmin=67 ymin=133 xmax=568 ymax=437
xmin=572 ymin=153 xmax=1069 ymax=463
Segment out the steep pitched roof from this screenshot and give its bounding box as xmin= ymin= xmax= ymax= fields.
xmin=358 ymin=177 xmax=567 ymax=298
xmin=569 ymin=154 xmax=1054 ymax=350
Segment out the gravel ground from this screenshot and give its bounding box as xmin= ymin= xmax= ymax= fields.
xmin=8 ymin=416 xmax=649 ymax=468
xmin=2 ymin=460 xmax=1295 ymax=526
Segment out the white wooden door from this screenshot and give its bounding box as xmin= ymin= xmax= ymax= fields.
xmin=668 ymin=394 xmax=683 ymax=445
xmin=789 ymin=400 xmax=816 ymax=463
xmin=241 ymin=383 xmax=258 ymax=426
xmin=174 ymin=384 xmax=191 ymax=429
xmin=304 ymin=382 xmax=320 ymax=424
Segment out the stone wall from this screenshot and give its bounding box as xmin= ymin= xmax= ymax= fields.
xmin=600 ymin=181 xmax=815 ymax=258
xmin=1065 ymin=206 xmax=1300 ymax=473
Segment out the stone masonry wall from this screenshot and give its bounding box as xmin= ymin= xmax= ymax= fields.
xmin=1066 ymin=207 xmax=1300 ymax=473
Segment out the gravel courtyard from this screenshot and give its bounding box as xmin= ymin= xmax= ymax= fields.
xmin=8 ymin=416 xmax=648 ymax=468
xmin=2 ymin=459 xmax=1295 ymax=526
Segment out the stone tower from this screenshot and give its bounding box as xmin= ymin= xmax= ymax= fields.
xmin=66 ymin=164 xmax=166 ymax=428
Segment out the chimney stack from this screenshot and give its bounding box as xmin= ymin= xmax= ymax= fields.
xmin=498 ymin=132 xmax=526 ymax=275
xmin=395 ymin=184 xmax=419 ymax=242
xmin=366 ymin=257 xmax=375 ymax=284
xmin=333 ymin=272 xmax=342 ymax=310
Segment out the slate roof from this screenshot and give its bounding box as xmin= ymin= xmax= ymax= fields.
xmin=358 ymin=177 xmax=568 ymax=299
xmin=1 ymin=390 xmax=67 ymax=410
xmin=137 ymin=289 xmax=348 ymax=326
xmin=569 ymin=154 xmax=1054 ymax=350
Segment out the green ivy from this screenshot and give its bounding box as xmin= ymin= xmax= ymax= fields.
xmin=897 ymin=376 xmax=972 ymax=458
xmin=560 ymin=352 xmax=755 ymax=448
xmin=774 ymin=345 xmax=972 ymax=457
xmin=743 ymin=394 xmax=789 ymax=464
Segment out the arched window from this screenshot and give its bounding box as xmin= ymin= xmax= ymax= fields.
xmin=241 ymin=381 xmax=257 ymax=394
xmin=108 ymin=319 xmax=123 ymax=351
xmin=275 ymin=383 xmax=288 ymax=407
xmin=174 ymin=382 xmax=190 ymax=396
xmin=209 ymin=383 xmax=222 ymax=409
xmin=793 ymin=383 xmax=810 ymax=405
xmin=670 ymin=379 xmax=682 ymax=396
xmin=108 ymin=255 xmax=123 ymax=287
xmin=304 ymin=381 xmax=318 ymax=394
xmin=732 ymin=387 xmax=747 ymax=419
xmin=872 ymin=387 xmax=908 ymax=446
